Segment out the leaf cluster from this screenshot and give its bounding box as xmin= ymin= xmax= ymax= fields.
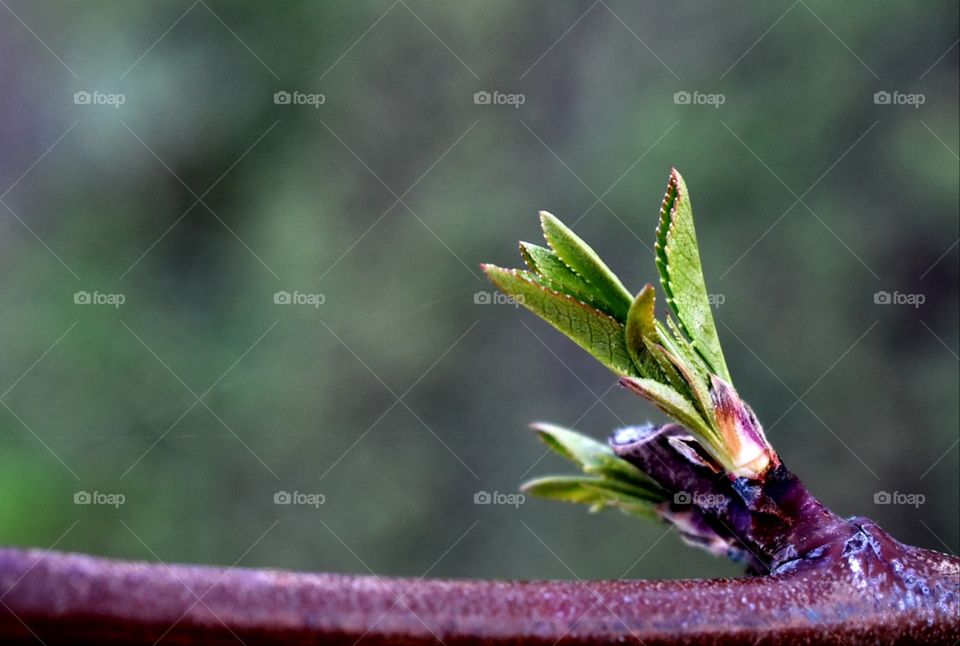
xmin=521 ymin=423 xmax=667 ymax=518
xmin=483 ymin=170 xmax=754 ymax=474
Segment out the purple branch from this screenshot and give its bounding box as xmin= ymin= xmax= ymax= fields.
xmin=1 ymin=533 xmax=957 ymax=645
xmin=1 ymin=432 xmax=956 ymax=644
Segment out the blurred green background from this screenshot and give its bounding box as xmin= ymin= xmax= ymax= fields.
xmin=1 ymin=1 xmax=957 ymax=582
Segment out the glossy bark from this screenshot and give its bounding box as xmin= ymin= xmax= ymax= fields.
xmin=0 ymin=529 xmax=957 ymax=645
xmin=2 ymin=426 xmax=956 ymax=644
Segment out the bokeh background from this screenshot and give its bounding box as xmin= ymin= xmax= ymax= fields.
xmin=1 ymin=1 xmax=957 ymax=582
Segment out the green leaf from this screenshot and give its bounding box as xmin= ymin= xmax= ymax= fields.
xmin=663 ymin=316 xmax=710 ymax=382
xmin=625 ymin=312 xmax=693 ymax=401
xmin=524 ymin=424 xmax=666 ymax=519
xmin=655 ymin=169 xmax=731 ymax=381
xmin=518 ymin=242 xmax=616 ymax=316
xmin=521 ymin=475 xmax=661 ymax=519
xmin=539 ymin=211 xmax=633 ymax=320
xmin=530 ymin=422 xmax=654 ymax=487
xmin=656 ymin=341 xmax=716 ymax=427
xmin=482 ymin=265 xmax=637 ymax=375
xmin=625 ymin=284 xmax=672 ymax=381
xmin=619 ymin=376 xmax=718 ymax=449
xmin=482 ymin=168 xmax=779 ymax=487
xmin=645 ymin=342 xmax=691 ymax=400
xmin=532 ymin=421 xmax=612 ymax=467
